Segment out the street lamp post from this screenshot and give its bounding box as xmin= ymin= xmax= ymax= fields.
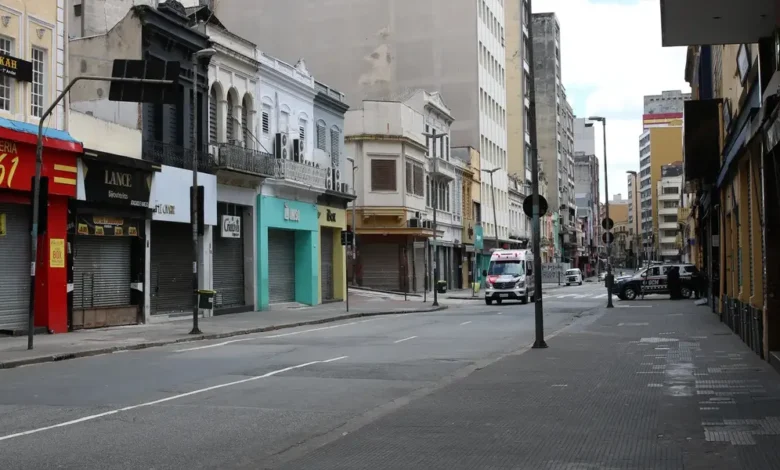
xmin=481 ymin=168 xmax=500 ymax=252
xmin=189 ymin=47 xmax=216 ymax=335
xmin=589 ymin=116 xmax=613 ymax=308
xmin=347 ymin=157 xmax=358 ymax=312
xmin=423 ymin=129 xmax=448 ymax=307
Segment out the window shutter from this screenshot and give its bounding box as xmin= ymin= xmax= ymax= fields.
xmin=209 ymin=88 xmax=217 ymax=143
xmin=371 ymin=159 xmax=396 ymax=191
xmin=317 ymin=123 xmax=326 ymax=150
xmin=405 ymin=161 xmax=413 ymax=194
xmin=330 ymin=128 xmax=340 ymax=167
xmin=413 ymin=165 xmax=424 ymax=196
xmin=242 ymin=101 xmax=249 ymax=144
xmin=262 ymin=111 xmax=270 ymax=134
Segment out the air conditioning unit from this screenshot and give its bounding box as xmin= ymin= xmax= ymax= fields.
xmin=341 ymin=182 xmax=349 ymax=193
xmin=423 ymin=220 xmax=433 ymax=229
xmin=326 ymin=171 xmax=333 ymax=189
xmin=331 ymin=168 xmax=340 ymax=191
xmin=292 ymin=138 xmax=303 ymax=162
xmin=275 ymin=133 xmax=289 ymax=159
xmin=408 ymin=218 xmax=421 ymax=228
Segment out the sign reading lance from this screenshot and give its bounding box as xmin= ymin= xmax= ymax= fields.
xmin=82 ymin=159 xmax=152 ymax=207
xmin=221 ymin=215 xmax=241 ymax=238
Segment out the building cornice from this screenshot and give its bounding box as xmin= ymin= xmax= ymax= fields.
xmin=260 ymin=63 xmax=316 ymax=100
xmin=345 ymin=134 xmax=427 ymax=153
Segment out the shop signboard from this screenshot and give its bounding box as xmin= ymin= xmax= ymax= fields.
xmin=80 ymin=159 xmax=152 ymax=207
xmin=73 ymin=215 xmax=141 ymax=237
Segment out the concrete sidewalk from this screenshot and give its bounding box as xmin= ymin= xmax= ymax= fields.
xmin=0 ymin=295 xmax=445 ymax=370
xmin=278 ymin=300 xmax=780 ymax=469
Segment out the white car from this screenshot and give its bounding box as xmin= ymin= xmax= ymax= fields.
xmin=598 ymin=272 xmax=606 ymax=282
xmin=565 ymin=268 xmax=583 ymax=286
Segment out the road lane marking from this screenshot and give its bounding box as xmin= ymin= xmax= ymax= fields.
xmin=617 ymin=305 xmax=653 ymax=308
xmin=0 ymin=356 xmax=348 ymax=443
xmin=497 ymin=312 xmax=503 ymax=315
xmin=394 ymin=336 xmax=417 ymax=344
xmin=176 ymin=321 xmax=363 ymax=352
xmin=460 ymin=321 xmax=472 ymax=326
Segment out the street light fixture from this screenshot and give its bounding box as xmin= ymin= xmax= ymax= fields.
xmin=422 ymin=129 xmax=448 ymax=307
xmin=189 ymin=47 xmax=216 ymax=335
xmin=588 ymin=115 xmax=613 ymax=308
xmin=481 ymin=167 xmax=501 ymax=252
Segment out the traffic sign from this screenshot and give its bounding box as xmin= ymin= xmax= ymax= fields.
xmin=523 ymin=195 xmax=548 ymax=218
xmin=601 ymin=218 xmax=614 ymax=230
xmin=602 ymin=232 xmax=615 ymax=244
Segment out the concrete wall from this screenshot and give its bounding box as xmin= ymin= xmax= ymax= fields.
xmin=74 ymin=0 xmax=155 ymax=37
xmin=69 ymin=110 xmax=142 ymax=158
xmin=574 ymin=118 xmax=596 ymax=156
xmin=68 ymin=11 xmax=143 ymax=129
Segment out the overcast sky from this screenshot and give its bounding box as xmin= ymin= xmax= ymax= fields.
xmin=533 ymin=0 xmax=690 ymax=201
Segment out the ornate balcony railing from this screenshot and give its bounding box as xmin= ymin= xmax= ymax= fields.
xmin=143 ymin=140 xmax=216 ymax=173
xmin=273 ymin=159 xmax=328 ymax=190
xmin=216 ymin=142 xmax=275 ymax=177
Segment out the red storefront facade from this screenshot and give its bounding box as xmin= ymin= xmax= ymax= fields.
xmin=0 ymin=121 xmax=82 ymax=334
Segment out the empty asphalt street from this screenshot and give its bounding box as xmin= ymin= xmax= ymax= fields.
xmin=0 ymin=283 xmax=609 ymax=469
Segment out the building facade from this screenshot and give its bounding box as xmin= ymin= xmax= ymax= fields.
xmin=0 ymin=0 xmax=80 ymax=334
xmin=345 ymin=99 xmax=433 ymax=293
xmin=531 ymin=12 xmax=577 ymax=262
xmin=574 ymin=152 xmax=600 ymax=271
xmin=639 ymin=107 xmax=684 ymax=260
xmin=506 ymin=0 xmax=532 ymax=188
xmin=213 ymin=0 xmax=512 ymax=257
xmin=656 ymin=162 xmax=683 ymax=261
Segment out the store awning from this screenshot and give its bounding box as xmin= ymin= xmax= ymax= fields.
xmin=0 ymin=117 xmax=83 ymax=153
xmin=660 ymin=0 xmax=777 ymax=47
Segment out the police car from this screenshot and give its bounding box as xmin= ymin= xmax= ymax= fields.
xmin=483 ymin=249 xmax=536 ymax=305
xmin=613 ymin=263 xmax=698 ymax=300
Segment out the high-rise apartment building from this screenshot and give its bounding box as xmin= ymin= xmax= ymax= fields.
xmin=627 ymin=170 xmax=640 ymax=237
xmin=215 ymin=0 xmax=512 ymax=246
xmin=656 ymin=162 xmax=683 ymax=262
xmin=531 ymin=12 xmax=577 ymax=258
xmin=506 ymin=0 xmax=532 ymax=197
xmin=573 ymin=118 xmax=596 ymax=155
xmin=639 ymin=90 xmax=688 ymax=257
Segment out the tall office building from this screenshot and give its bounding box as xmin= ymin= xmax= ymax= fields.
xmin=639 ymin=90 xmax=689 ymax=258
xmin=215 ymin=0 xmax=512 ymax=245
xmin=531 ymin=12 xmax=577 ymax=258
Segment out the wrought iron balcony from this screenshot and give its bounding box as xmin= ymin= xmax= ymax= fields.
xmin=216 ymin=142 xmax=275 ymax=177
xmin=272 ymin=159 xmax=328 ymax=190
xmin=143 ymin=140 xmax=216 ymax=173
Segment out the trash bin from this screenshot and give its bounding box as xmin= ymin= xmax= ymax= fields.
xmin=197 ymin=289 xmax=217 ymax=310
xmin=436 ymin=280 xmax=447 ymax=294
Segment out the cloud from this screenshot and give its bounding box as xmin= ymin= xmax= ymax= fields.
xmin=533 ymin=0 xmax=690 ymax=200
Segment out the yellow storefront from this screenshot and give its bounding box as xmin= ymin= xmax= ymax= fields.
xmin=317 ymin=205 xmax=347 ymax=303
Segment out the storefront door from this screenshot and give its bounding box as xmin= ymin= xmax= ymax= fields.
xmin=0 ymin=203 xmax=30 ymax=332
xmin=214 ymin=205 xmax=245 ymax=310
xmin=268 ymin=229 xmax=296 ymax=303
xmin=150 ymin=221 xmax=192 ymax=314
xmin=320 ymin=229 xmax=335 ymax=301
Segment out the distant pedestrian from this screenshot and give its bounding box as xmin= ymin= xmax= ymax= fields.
xmin=668 ymin=267 xmax=681 ymax=300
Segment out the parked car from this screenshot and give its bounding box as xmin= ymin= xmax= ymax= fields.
xmin=598 ymin=272 xmax=606 ymax=282
xmin=613 ymin=264 xmax=698 ymax=300
xmin=565 ymin=268 xmax=583 ymax=286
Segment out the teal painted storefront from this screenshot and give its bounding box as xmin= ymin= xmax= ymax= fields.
xmin=257 ymin=195 xmax=319 ymax=310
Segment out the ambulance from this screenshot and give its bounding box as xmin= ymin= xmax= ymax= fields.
xmin=482 ymin=249 xmax=536 ymax=305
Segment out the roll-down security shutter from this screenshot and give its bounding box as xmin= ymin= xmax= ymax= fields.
xmin=73 ymin=236 xmax=132 ymax=309
xmin=361 ymin=243 xmax=400 ymax=291
xmin=320 ymin=229 xmax=334 ymax=301
xmin=268 ymin=229 xmax=296 ymax=303
xmin=151 ymin=221 xmax=192 ymax=314
xmin=0 ymin=203 xmax=30 ymax=332
xmin=213 ymin=213 xmax=245 ymax=309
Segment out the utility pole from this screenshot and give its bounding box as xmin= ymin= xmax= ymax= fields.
xmin=589 ymin=116 xmax=613 ymax=308
xmin=29 ymin=73 xmax=175 ymax=350
xmin=189 ymin=48 xmax=216 ymax=335
xmin=347 ymin=156 xmax=358 ymax=312
xmin=423 ymin=129 xmax=448 ymax=307
xmin=527 ymin=0 xmax=547 ymax=349
xmin=482 ymin=168 xmax=500 ymax=251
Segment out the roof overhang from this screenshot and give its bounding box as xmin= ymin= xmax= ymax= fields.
xmin=660 ymin=0 xmax=777 ymax=47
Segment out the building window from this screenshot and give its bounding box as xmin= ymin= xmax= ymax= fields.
xmin=31 ymin=47 xmax=46 ymax=118
xmin=405 ymin=160 xmax=424 ymax=197
xmin=226 ymin=94 xmax=235 ymax=141
xmin=0 ymin=37 xmax=13 ymax=111
xmin=370 ymin=159 xmax=396 ymax=191
xmin=299 ymin=118 xmax=306 ymax=144
xmin=208 ymin=86 xmax=218 ymax=143
xmin=330 ymin=127 xmax=340 ymax=167
xmin=242 ymin=95 xmax=251 ymax=145
xmin=316 ymin=121 xmax=326 ymax=150
xmin=262 ymin=107 xmax=270 ymax=134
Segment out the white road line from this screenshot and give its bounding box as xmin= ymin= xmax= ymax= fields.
xmin=0 ymin=356 xmax=348 ymax=442
xmin=460 ymin=321 xmax=472 ymax=326
xmin=594 ymin=294 xmax=608 ymax=298
xmin=497 ymin=312 xmax=503 ymax=315
xmin=617 ymin=305 xmax=653 ymax=308
xmin=394 ymin=336 xmax=417 ymax=344
xmin=176 ymin=321 xmax=362 ymax=352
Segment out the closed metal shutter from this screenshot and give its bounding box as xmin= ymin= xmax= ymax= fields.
xmin=213 ymin=212 xmax=245 ymax=309
xmin=0 ymin=203 xmax=30 ymax=332
xmin=268 ymin=229 xmax=295 ymax=303
xmin=151 ymin=222 xmax=192 ymax=314
xmin=73 ymin=236 xmax=131 ymax=308
xmin=320 ymin=229 xmax=334 ymax=301
xmin=361 ymin=243 xmax=400 ymax=291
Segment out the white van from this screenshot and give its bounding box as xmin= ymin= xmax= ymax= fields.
xmin=483 ymin=249 xmax=536 ymax=305
xmin=565 ymin=268 xmax=583 ymax=286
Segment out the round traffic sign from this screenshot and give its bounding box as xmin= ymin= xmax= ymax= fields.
xmin=523 ymin=195 xmax=548 ymax=218
xmin=602 ymin=232 xmax=615 ymax=244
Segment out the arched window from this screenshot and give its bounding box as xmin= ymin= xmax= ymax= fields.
xmin=226 ymin=93 xmax=235 ymax=142
xmin=242 ymin=94 xmax=251 ymax=145
xmin=208 ymin=85 xmax=218 ymax=143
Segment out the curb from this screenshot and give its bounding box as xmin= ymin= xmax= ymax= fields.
xmin=348 ymin=286 xmax=423 ymax=298
xmin=0 ymin=306 xmax=448 ymax=370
